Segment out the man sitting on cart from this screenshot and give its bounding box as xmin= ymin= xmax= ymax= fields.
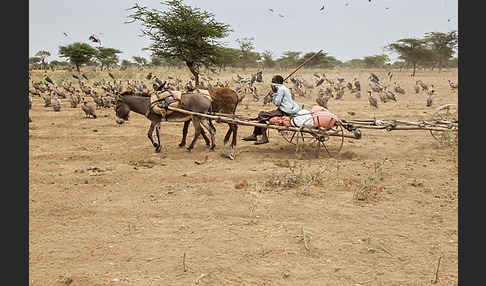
xmin=242 ymin=75 xmax=300 ymax=145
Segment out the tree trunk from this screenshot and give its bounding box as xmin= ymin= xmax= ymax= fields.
xmin=412 ymin=62 xmax=416 ymax=77
xmin=186 ymin=62 xmax=199 ymax=87
xmin=76 ymin=64 xmax=80 ymax=73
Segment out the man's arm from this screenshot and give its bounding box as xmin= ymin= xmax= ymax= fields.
xmin=272 ymin=86 xmax=284 ymax=107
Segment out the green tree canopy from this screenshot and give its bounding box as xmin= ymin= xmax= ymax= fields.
xmin=127 ymin=0 xmax=232 ymax=86
xmin=150 ymin=55 xmax=165 ymax=66
xmin=95 ymin=47 xmax=122 ymax=70
xmin=386 ymin=38 xmax=429 ymax=76
xmin=295 ymin=51 xmax=342 ymax=69
xmin=121 ymin=59 xmax=133 ymax=67
xmin=276 ymin=51 xmax=302 ymax=69
xmin=363 ymin=54 xmax=390 ymax=68
xmin=58 ymin=42 xmax=99 ymax=72
xmin=261 ymin=50 xmax=276 ymax=69
xmin=29 ymin=57 xmax=41 ymax=65
xmin=342 ymin=58 xmax=365 ymax=69
xmin=49 ymin=60 xmax=70 ymax=67
xmin=132 ymin=56 xmax=148 ymax=66
xmin=236 ymin=37 xmax=256 ymax=70
xmin=424 ymin=30 xmax=458 ymax=71
xmin=213 ymin=47 xmax=240 ymax=70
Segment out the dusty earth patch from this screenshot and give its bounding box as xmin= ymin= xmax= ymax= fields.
xmin=29 ymin=68 xmax=458 ymax=285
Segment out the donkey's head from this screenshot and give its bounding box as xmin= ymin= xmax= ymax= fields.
xmin=114 ymin=95 xmax=130 ymax=123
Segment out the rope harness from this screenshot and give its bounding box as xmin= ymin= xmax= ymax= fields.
xmin=147 ymin=89 xmax=181 ymax=121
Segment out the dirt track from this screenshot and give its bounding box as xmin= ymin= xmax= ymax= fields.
xmin=29 ymin=68 xmax=458 ymax=285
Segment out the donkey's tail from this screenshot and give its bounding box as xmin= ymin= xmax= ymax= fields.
xmin=232 ymin=93 xmax=245 ymax=114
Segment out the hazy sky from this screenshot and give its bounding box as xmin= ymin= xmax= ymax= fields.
xmin=29 ymin=0 xmax=458 ymax=63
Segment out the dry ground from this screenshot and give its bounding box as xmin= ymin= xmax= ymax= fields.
xmin=29 ymin=68 xmax=458 ymax=285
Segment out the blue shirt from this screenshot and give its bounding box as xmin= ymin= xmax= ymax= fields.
xmin=271 ymin=84 xmax=300 ymax=115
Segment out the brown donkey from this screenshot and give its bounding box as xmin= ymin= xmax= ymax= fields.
xmin=179 ymin=87 xmax=243 ymax=154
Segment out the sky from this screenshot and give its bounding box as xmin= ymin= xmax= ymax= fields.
xmin=29 ymin=0 xmax=458 ymax=63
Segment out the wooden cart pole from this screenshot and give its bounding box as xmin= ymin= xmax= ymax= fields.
xmin=264 ymin=49 xmax=324 ymax=100
xmin=283 ymin=49 xmax=324 ymax=83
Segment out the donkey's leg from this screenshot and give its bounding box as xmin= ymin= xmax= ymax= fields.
xmin=179 ymin=120 xmax=191 ymax=148
xmin=230 ymin=123 xmax=238 ymax=159
xmin=200 ymin=119 xmax=216 ymax=151
xmin=147 ymin=121 xmax=157 ymax=149
xmin=200 ymin=126 xmax=211 ymax=146
xmin=154 ymin=122 xmax=162 ymax=153
xmin=223 ymin=123 xmax=233 ymax=145
xmin=187 ymin=116 xmax=202 ymax=152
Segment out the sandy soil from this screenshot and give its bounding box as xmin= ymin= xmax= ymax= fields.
xmin=29 ymin=68 xmax=458 ymax=285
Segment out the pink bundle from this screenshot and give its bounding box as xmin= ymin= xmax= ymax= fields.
xmin=310 ymin=106 xmax=339 ymax=129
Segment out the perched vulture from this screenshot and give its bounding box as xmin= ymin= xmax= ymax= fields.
xmin=45 ymin=76 xmax=54 ymax=84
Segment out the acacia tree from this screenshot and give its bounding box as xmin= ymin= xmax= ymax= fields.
xmin=277 ymin=51 xmax=302 ymax=69
xmin=132 ymin=56 xmax=148 ymax=67
xmin=95 ymin=47 xmax=122 ymax=70
xmin=29 ymin=57 xmax=41 ymax=65
xmin=424 ymin=31 xmax=458 ymax=72
xmin=363 ymin=54 xmax=390 ymax=68
xmin=261 ymin=50 xmax=276 ymax=69
xmin=59 ymin=42 xmax=98 ymax=72
xmin=386 ymin=38 xmax=429 ymax=76
xmin=236 ymin=37 xmax=255 ymax=70
xmin=213 ymin=47 xmax=240 ymax=71
xmin=127 ymin=0 xmax=232 ymax=86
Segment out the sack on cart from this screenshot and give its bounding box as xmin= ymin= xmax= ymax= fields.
xmin=291 ymin=109 xmax=314 ymax=128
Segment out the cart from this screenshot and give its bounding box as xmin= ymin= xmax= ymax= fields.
xmin=165 ymin=103 xmax=457 ymax=158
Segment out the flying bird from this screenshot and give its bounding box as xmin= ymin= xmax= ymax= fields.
xmin=89 ymin=35 xmax=101 ymax=44
xmin=269 ymin=8 xmax=274 ymax=12
xmin=278 ymin=14 xmax=285 ymax=18
xmin=72 ymin=74 xmax=79 ymax=80
xmin=82 ymin=74 xmax=88 ymax=80
xmin=320 ymin=5 xmax=325 ymax=11
xmin=63 ymin=32 xmax=68 ymax=37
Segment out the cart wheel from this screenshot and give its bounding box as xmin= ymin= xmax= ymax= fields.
xmin=428 ymin=104 xmax=458 ymax=143
xmin=311 ymin=121 xmax=345 ymax=158
xmin=279 ymin=129 xmax=315 ymax=145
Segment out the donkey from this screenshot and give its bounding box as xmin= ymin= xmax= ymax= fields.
xmin=180 ymin=87 xmax=243 ymax=153
xmin=151 ymin=82 xmax=243 ymax=156
xmin=115 ymin=89 xmax=216 ymax=153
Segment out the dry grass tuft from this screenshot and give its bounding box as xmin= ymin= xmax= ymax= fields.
xmin=352 ymin=160 xmax=386 ymax=203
